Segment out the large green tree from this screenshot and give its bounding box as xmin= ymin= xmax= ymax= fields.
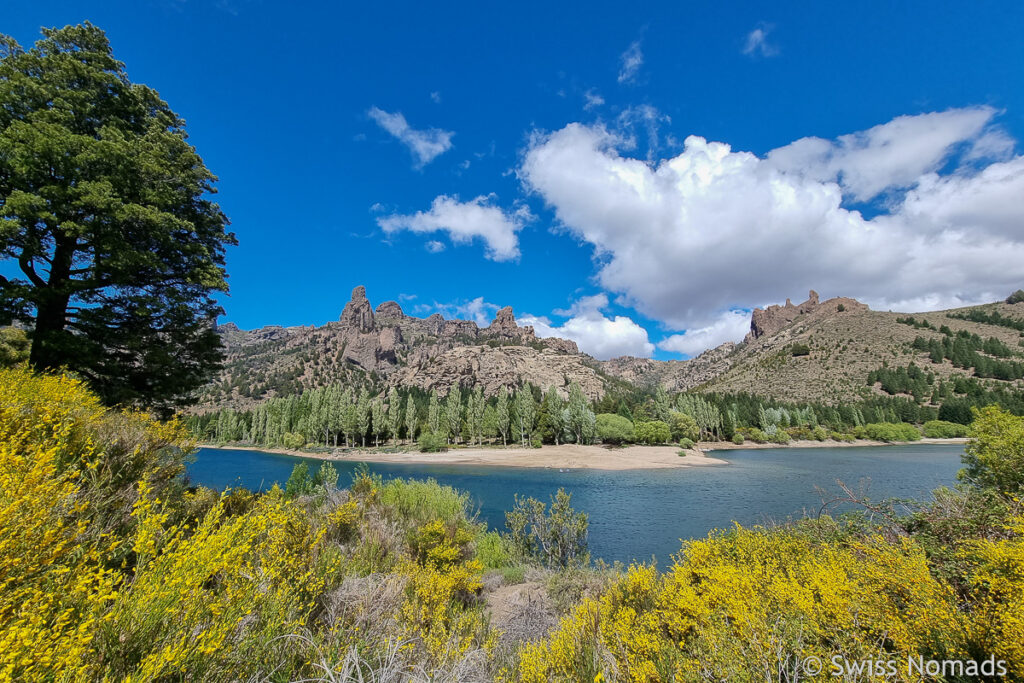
xmin=0 ymin=24 xmax=235 ymax=411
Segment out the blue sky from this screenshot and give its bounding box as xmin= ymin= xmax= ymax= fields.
xmin=5 ymin=1 xmax=1024 ymax=359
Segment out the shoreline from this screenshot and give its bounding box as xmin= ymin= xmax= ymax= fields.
xmin=196 ymin=437 xmax=967 ymax=471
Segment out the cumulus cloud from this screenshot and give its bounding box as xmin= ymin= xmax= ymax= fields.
xmin=520 ymin=294 xmax=656 ymax=360
xmin=519 ymin=108 xmax=1024 ymax=354
xmin=617 ymin=41 xmax=643 ymax=84
xmin=424 ymin=240 xmax=446 ymax=253
xmin=368 ymin=107 xmax=454 ymax=167
xmin=742 ymin=24 xmax=778 ymax=57
xmin=658 ymin=310 xmax=750 ymax=357
xmin=377 ymin=195 xmax=528 ymax=261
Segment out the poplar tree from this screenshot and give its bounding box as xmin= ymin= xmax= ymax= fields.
xmin=356 ymin=389 xmax=370 ymax=447
xmin=371 ymin=397 xmax=386 ymax=446
xmin=387 ymin=387 xmax=402 ymax=444
xmin=445 ymin=386 xmax=463 ymax=445
xmin=404 ymin=395 xmax=418 ymax=442
xmin=515 ymin=389 xmax=536 ymax=446
xmin=496 ymin=386 xmax=511 ymax=446
xmin=428 ymin=390 xmax=441 ymax=435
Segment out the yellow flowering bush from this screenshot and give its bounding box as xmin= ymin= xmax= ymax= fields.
xmin=512 ymin=526 xmax=966 ymax=682
xmin=960 ymin=516 xmax=1024 ymax=676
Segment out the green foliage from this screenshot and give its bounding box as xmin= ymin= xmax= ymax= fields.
xmin=0 ymin=327 xmax=28 ymax=366
xmin=1007 ymin=289 xmax=1024 ymax=304
xmin=595 ymin=413 xmax=634 ymax=445
xmin=790 ymin=342 xmax=811 ymax=356
xmin=506 ymin=488 xmax=588 ymax=569
xmin=863 ymin=422 xmax=922 ymax=442
xmin=474 ymin=531 xmax=513 ymax=569
xmin=961 ymin=406 xmax=1024 ymax=494
xmin=732 ymin=433 xmax=745 ymax=445
xmin=948 ymin=307 xmax=1024 ymax=332
xmin=417 ymin=431 xmax=447 ymax=453
xmin=633 ymin=420 xmax=672 ymax=445
xmin=678 ymin=437 xmax=695 ymax=449
xmin=922 ymin=420 xmax=970 ymax=438
xmin=0 ymin=24 xmax=235 ymax=412
xmin=668 ymin=410 xmax=700 ymax=441
xmin=378 ymin=477 xmax=473 ymax=528
xmin=280 ymin=431 xmax=305 ymax=450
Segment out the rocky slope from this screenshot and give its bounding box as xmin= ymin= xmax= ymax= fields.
xmin=198 ymin=286 xmax=1024 ymax=411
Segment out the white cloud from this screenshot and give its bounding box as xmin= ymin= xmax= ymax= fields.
xmin=617 ymin=41 xmax=643 ymax=84
xmin=768 ymin=107 xmax=998 ymax=201
xmin=368 ymin=107 xmax=454 ymax=167
xmin=521 ymin=294 xmax=655 ymax=360
xmin=658 ymin=310 xmax=750 ymax=357
xmin=430 ymin=91 xmax=442 ymax=104
xmin=424 ymin=240 xmax=446 ymax=253
xmin=583 ymin=89 xmax=605 ymax=111
xmin=416 ymin=297 xmax=499 ymax=326
xmin=519 ymin=108 xmax=1024 ymax=355
xmin=742 ymin=24 xmax=778 ymax=57
xmin=377 ymin=195 xmax=528 ymax=261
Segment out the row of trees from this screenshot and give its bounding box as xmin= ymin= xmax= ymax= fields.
xmin=191 ymin=381 xmax=601 ymax=449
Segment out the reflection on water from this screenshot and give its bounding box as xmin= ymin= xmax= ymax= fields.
xmin=187 ymin=445 xmax=964 ymax=565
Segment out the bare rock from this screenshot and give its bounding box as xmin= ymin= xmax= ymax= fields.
xmin=374 ymin=300 xmax=405 ymax=321
xmin=441 ymin=319 xmax=480 ymax=339
xmin=746 ymin=290 xmax=866 ymax=342
xmin=340 ymin=285 xmax=375 ymax=332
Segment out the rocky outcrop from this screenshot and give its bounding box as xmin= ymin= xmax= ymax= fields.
xmin=374 ymin=300 xmax=405 ymax=321
xmin=340 ymin=286 xmax=375 ymax=332
xmin=484 ymin=306 xmax=536 ymax=342
xmin=745 ymin=290 xmax=867 ymax=342
xmin=539 ymin=337 xmax=579 ymax=354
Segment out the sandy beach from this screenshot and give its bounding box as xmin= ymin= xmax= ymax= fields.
xmin=199 ymin=442 xmax=728 ymax=470
xmin=197 ymin=436 xmax=967 ymax=471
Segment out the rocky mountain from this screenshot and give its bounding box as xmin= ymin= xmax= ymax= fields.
xmin=198 ymin=286 xmax=606 ymax=411
xmin=197 ymin=285 xmax=1024 ymax=412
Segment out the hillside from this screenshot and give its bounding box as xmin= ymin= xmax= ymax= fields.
xmin=198 ymin=286 xmax=1024 ymax=413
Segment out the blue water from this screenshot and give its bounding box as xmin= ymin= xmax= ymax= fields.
xmin=186 ymin=445 xmax=965 ymax=565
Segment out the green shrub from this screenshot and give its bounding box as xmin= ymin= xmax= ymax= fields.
xmin=506 ymin=488 xmax=588 ymax=568
xmin=280 ymin=431 xmax=305 ymax=450
xmin=791 ymin=343 xmax=811 ymax=356
xmin=284 ymin=462 xmax=313 ymax=498
xmin=922 ymin=420 xmax=970 ymax=439
xmin=678 ymin=437 xmax=695 ymax=449
xmin=417 ymin=431 xmax=447 ymax=453
xmin=746 ymin=428 xmax=768 ymax=444
xmin=811 ymin=426 xmax=829 ymax=441
xmin=1006 ymin=289 xmax=1024 ymax=304
xmin=732 ymin=433 xmax=745 ymax=445
xmin=475 ymin=531 xmax=513 ymax=569
xmin=864 ymin=422 xmax=922 ymax=442
xmin=771 ymin=430 xmax=791 ymax=444
xmin=961 ymin=406 xmax=1024 ymax=494
xmin=378 ymin=477 xmax=472 ymax=527
xmin=668 ymin=411 xmax=700 ymax=442
xmin=634 ymin=420 xmax=672 ymax=445
xmin=596 ymin=413 xmax=634 ymax=445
